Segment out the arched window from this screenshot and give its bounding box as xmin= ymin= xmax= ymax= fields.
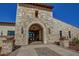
xmin=35 ymin=10 xmax=38 ymax=18
xmin=68 ymin=31 xmax=71 ymax=38
xmin=48 ymin=28 xmax=51 ymax=34
xmin=60 ymin=31 xmax=62 ymax=38
xmin=21 ymin=27 xmax=23 ymax=34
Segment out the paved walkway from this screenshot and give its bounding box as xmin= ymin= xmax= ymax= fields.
xmin=9 ymin=44 xmax=79 ymax=56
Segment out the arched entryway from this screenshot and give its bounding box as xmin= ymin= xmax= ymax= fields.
xmin=28 ymin=24 xmax=43 ymax=44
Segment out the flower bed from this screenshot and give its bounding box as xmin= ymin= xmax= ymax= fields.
xmin=69 ymin=42 xmax=79 ymax=51
xmin=0 ymin=48 xmax=1 ymax=55
xmin=69 ymin=37 xmax=79 ymax=51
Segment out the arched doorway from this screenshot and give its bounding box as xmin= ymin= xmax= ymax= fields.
xmin=28 ymin=24 xmax=43 ymax=44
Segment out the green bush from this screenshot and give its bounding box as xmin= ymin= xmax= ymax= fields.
xmin=0 ymin=40 xmax=2 ymax=47
xmin=72 ymin=37 xmax=79 ymax=44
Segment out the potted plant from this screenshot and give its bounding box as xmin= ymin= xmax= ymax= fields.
xmin=0 ymin=47 xmax=2 ymax=55
xmin=70 ymin=37 xmax=79 ymax=51
xmin=63 ymin=37 xmax=69 ymax=48
xmin=59 ymin=36 xmax=69 ymax=48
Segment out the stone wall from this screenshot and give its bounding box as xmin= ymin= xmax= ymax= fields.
xmin=15 ymin=4 xmax=53 ymax=45
xmin=49 ymin=18 xmax=79 ymax=43
xmin=15 ymin=3 xmax=79 ymax=45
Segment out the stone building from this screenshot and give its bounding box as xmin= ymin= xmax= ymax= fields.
xmin=15 ymin=3 xmax=79 ymax=45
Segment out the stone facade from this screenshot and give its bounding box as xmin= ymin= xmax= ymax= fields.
xmin=52 ymin=18 xmax=79 ymax=42
xmin=15 ymin=3 xmax=79 ymax=45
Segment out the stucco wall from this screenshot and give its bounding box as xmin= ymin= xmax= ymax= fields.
xmin=0 ymin=26 xmax=15 ymax=47
xmin=0 ymin=26 xmax=15 ymax=36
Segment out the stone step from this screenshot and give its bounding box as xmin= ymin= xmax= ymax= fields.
xmin=29 ymin=41 xmax=43 ymax=45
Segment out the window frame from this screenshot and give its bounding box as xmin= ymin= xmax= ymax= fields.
xmin=35 ymin=10 xmax=38 ymax=18
xmin=60 ymin=30 xmax=62 ymax=38
xmin=7 ymin=31 xmax=15 ymax=36
xmin=68 ymin=31 xmax=71 ymax=38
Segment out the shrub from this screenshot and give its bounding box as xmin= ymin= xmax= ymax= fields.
xmin=72 ymin=37 xmax=79 ymax=45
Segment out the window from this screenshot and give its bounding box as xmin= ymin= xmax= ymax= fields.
xmin=48 ymin=28 xmax=51 ymax=34
xmin=7 ymin=31 xmax=15 ymax=36
xmin=35 ymin=10 xmax=38 ymax=18
xmin=68 ymin=31 xmax=71 ymax=38
xmin=60 ymin=31 xmax=62 ymax=38
xmin=1 ymin=31 xmax=3 ymax=36
xmin=21 ymin=27 xmax=23 ymax=34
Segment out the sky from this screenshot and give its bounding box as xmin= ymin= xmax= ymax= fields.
xmin=0 ymin=3 xmax=79 ymax=28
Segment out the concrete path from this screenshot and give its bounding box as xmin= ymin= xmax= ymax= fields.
xmin=9 ymin=44 xmax=79 ymax=56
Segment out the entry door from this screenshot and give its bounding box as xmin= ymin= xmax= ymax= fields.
xmin=34 ymin=31 xmax=39 ymax=41
xmin=29 ymin=31 xmax=39 ymax=42
xmin=29 ymin=32 xmax=34 ymax=41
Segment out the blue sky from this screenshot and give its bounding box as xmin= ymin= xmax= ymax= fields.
xmin=0 ymin=3 xmax=79 ymax=28
xmin=0 ymin=3 xmax=17 ymax=22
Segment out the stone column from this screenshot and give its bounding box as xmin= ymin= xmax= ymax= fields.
xmin=43 ymin=29 xmax=47 ymax=44
xmin=25 ymin=29 xmax=29 ymax=45
xmin=39 ymin=30 xmax=41 ymax=41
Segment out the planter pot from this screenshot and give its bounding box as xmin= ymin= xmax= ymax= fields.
xmin=63 ymin=40 xmax=69 ymax=48
xmin=1 ymin=40 xmax=13 ymax=55
xmin=59 ymin=40 xmax=64 ymax=47
xmin=60 ymin=40 xmax=69 ymax=48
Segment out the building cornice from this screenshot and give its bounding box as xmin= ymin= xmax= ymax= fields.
xmin=19 ymin=3 xmax=54 ymax=11
xmin=0 ymin=22 xmax=15 ymax=26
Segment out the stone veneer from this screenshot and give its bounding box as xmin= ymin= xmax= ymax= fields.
xmin=15 ymin=3 xmax=79 ymax=45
